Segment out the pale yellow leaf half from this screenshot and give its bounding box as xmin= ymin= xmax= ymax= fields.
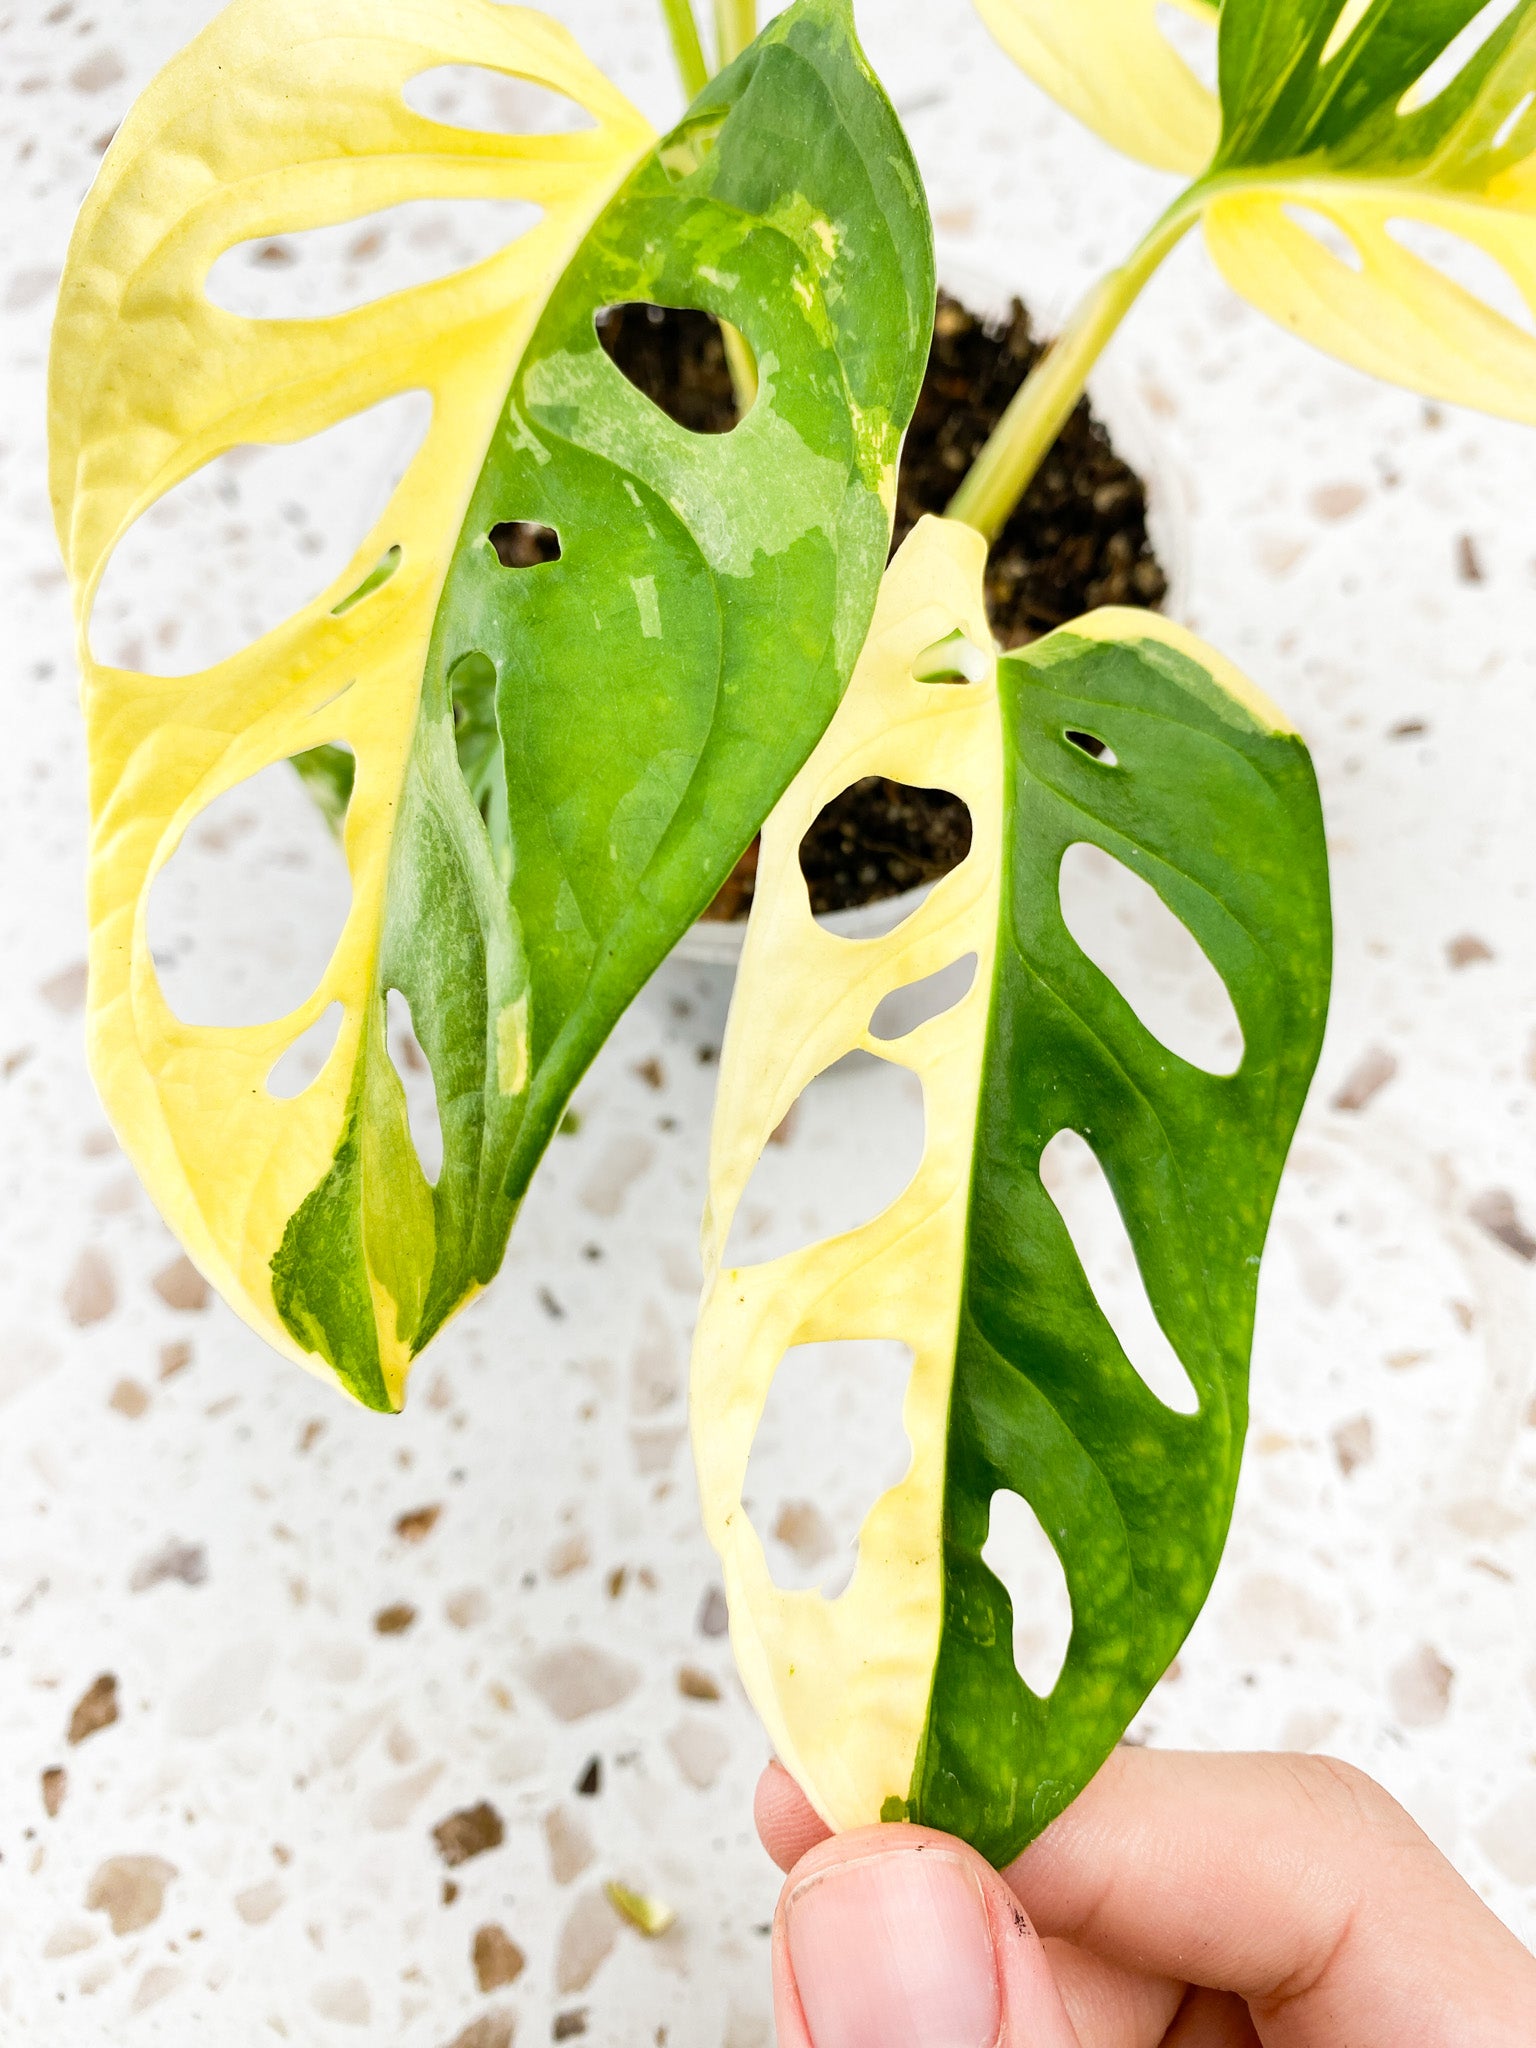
xmin=50 ymin=0 xmax=651 ymax=1388
xmin=691 ymin=516 xmax=1002 ymax=1831
xmin=974 ymin=0 xmax=1219 ymax=176
xmin=1203 ymin=180 xmax=1536 ymax=423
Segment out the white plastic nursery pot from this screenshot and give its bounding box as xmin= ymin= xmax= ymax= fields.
xmin=669 ymin=256 xmax=1192 ymax=973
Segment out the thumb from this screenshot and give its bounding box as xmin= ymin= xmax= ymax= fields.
xmin=772 ymin=1821 xmax=1082 ymax=2048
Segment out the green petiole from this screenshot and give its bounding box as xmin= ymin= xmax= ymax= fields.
xmin=656 ymin=0 xmax=710 ymax=99
xmin=947 ymin=191 xmax=1203 ymax=542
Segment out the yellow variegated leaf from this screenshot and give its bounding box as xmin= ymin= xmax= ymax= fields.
xmin=974 ymin=0 xmax=1220 ymax=175
xmin=50 ymin=0 xmax=652 ymax=1400
xmin=692 ymin=515 xmax=1330 ymax=1857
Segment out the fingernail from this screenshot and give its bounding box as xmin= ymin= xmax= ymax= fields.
xmin=786 ymin=1847 xmax=1001 ymax=2048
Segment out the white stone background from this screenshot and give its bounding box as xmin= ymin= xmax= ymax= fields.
xmin=4 ymin=0 xmax=1536 ymax=2040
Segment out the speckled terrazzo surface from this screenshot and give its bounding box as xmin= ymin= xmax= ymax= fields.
xmin=4 ymin=1 xmax=1536 ymax=2039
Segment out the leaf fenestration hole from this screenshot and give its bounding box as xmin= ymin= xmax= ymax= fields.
xmin=1064 ymin=728 xmax=1117 ymax=764
xmin=1493 ymin=87 xmax=1535 ymax=150
xmin=1397 ymin=0 xmax=1525 ymax=114
xmin=488 ymin=520 xmax=561 ymax=566
xmin=206 ymin=200 xmax=542 ymax=321
xmin=1383 ymin=216 xmax=1536 ymax=335
xmin=1281 ymin=203 xmax=1365 ymax=273
xmin=1058 ymin=842 xmax=1243 ymax=1077
xmin=385 ymin=988 xmax=444 ymax=1186
xmin=402 ymin=66 xmax=598 ymax=135
xmin=742 ymin=1338 xmax=915 ymax=1596
xmin=800 ymin=779 xmax=972 ymax=936
xmin=1154 ymin=0 xmax=1218 ymax=88
xmin=1040 ymin=1130 xmax=1200 ymax=1415
xmin=595 ymin=303 xmax=751 ymax=433
xmin=722 ymin=1058 xmax=925 ymax=1268
xmin=868 ymin=954 xmax=978 ymax=1041
xmin=1319 ymin=0 xmax=1373 ymax=65
xmin=149 ymin=758 xmax=352 ymax=1028
xmin=911 ymin=630 xmax=989 ymax=685
xmin=332 ymin=546 xmax=401 ymax=617
xmin=90 ymin=390 xmax=431 ymax=678
xmin=981 ymin=1489 xmax=1073 ymax=1698
xmin=267 ymin=1001 xmax=343 ymax=1099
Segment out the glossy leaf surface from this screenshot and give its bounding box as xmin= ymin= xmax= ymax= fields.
xmin=980 ymin=0 xmax=1536 ymax=423
xmin=51 ymin=0 xmax=932 ymax=1410
xmin=691 ymin=517 xmax=1330 ymax=1861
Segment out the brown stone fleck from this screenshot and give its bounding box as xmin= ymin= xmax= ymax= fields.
xmin=574 ymin=1757 xmax=601 ymax=1799
xmin=129 ymin=1539 xmax=206 ymax=1591
xmin=632 ymin=1057 xmax=665 ymax=1090
xmin=396 ymin=1503 xmax=442 ymax=1543
xmin=86 ymin=1855 xmax=176 ymax=1936
xmin=67 ymin=1673 xmax=119 ymax=1746
xmin=1446 ymin=932 xmax=1494 ymax=969
xmin=298 ymin=1418 xmax=325 ymax=1452
xmin=375 ymin=1602 xmax=417 ymax=1636
xmin=70 ymin=49 xmax=126 ymax=92
xmin=1309 ymin=481 xmax=1367 ymax=522
xmin=39 ymin=960 xmax=88 ymax=1012
xmin=527 ymin=1644 xmax=639 ymax=1722
xmin=553 ymin=2014 xmax=587 ymax=2041
xmin=1456 ymin=533 xmax=1485 ymax=583
xmin=444 ymin=2016 xmax=515 ymax=2048
xmin=1469 ymin=1189 xmax=1536 ymax=1263
xmin=159 ymin=1340 xmax=193 ymax=1379
xmin=473 ymin=1924 xmax=526 ymax=1992
xmin=63 ymin=1247 xmax=116 ymax=1326
xmin=544 ymin=1806 xmax=596 ymax=1884
xmin=109 ymin=1378 xmax=149 ymax=1419
xmin=152 ymin=1255 xmax=210 ymax=1311
xmin=41 ymin=1767 xmax=66 ymax=1818
xmin=1330 ymin=1046 xmax=1397 ymax=1113
xmin=1389 ymin=1643 xmax=1454 ymax=1728
xmin=677 ymin=1666 xmax=721 ymax=1702
xmin=432 ymin=1801 xmax=504 ymax=1868
xmin=697 ymin=1586 xmax=729 ymax=1637
xmin=1331 ymin=1414 xmax=1375 ymax=1477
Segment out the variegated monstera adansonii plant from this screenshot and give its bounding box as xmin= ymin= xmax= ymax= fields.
xmin=691 ymin=519 xmax=1330 ymax=1861
xmin=49 ymin=0 xmax=933 ymax=1411
xmin=955 ymin=0 xmax=1536 ymax=535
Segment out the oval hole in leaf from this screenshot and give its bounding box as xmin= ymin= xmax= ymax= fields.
xmin=488 ymin=520 xmax=561 ymax=566
xmin=800 ymin=779 xmax=972 ymax=936
xmin=1397 ymin=0 xmax=1525 ymax=114
xmin=1040 ymin=1129 xmax=1199 ymax=1415
xmin=1383 ymin=216 xmax=1536 ymax=336
xmin=402 ymin=66 xmax=598 ymax=135
xmin=385 ymin=987 xmax=444 ymax=1186
xmin=89 ymin=391 xmax=431 ymax=678
xmin=1319 ymin=0 xmax=1373 ymax=65
xmin=149 ymin=758 xmax=352 ymax=1028
xmin=595 ymin=303 xmax=751 ymax=434
xmin=981 ymin=1488 xmax=1073 ymax=1697
xmin=205 ymin=199 xmax=543 ymax=320
xmin=1154 ymin=0 xmax=1218 ymax=88
xmin=742 ymin=1338 xmax=914 ymax=1595
xmin=267 ymin=1001 xmax=343 ymax=1099
xmin=869 ymin=954 xmax=978 ymax=1041
xmin=722 ymin=1058 xmax=925 ymax=1267
xmin=1493 ymin=86 xmax=1535 ymax=150
xmin=911 ymin=630 xmax=988 ymax=685
xmin=1058 ymin=841 xmax=1242 ymax=1076
xmin=1281 ymin=203 xmax=1365 ymax=273
xmin=1064 ymin=728 xmax=1117 ymax=764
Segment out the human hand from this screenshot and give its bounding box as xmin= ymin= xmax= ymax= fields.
xmin=755 ymin=1747 xmax=1536 ymax=2046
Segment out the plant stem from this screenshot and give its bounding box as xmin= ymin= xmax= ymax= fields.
xmin=657 ymin=0 xmax=709 ymax=100
xmin=946 ymin=195 xmax=1202 ymax=542
xmin=714 ymin=0 xmax=756 ymax=67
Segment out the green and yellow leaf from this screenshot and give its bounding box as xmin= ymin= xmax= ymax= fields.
xmin=691 ymin=516 xmax=1330 ymax=1862
xmin=51 ymin=0 xmax=933 ymax=1410
xmin=980 ymin=0 xmax=1536 ymax=423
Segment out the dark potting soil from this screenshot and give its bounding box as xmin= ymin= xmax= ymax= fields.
xmin=594 ymin=294 xmax=1168 ymax=921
